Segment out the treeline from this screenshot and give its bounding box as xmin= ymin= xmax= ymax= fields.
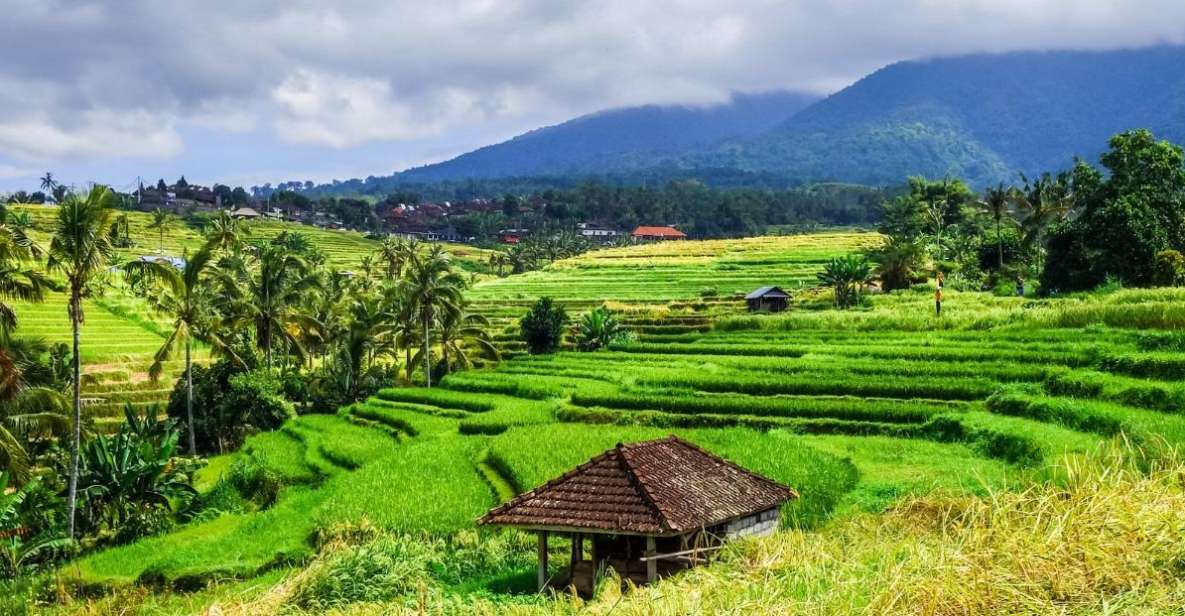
xmin=834 ymin=128 xmax=1185 ymax=302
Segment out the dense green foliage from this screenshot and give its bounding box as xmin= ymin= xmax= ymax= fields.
xmin=519 ymin=297 xmax=568 ymax=354
xmin=1041 ymin=130 xmax=1185 ymax=291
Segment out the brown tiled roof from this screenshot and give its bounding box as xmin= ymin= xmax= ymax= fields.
xmin=478 ymin=436 xmax=797 ymax=535
xmin=631 ymin=225 xmax=687 ymax=238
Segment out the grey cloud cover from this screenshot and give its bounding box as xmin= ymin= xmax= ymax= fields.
xmin=1 ymin=0 xmax=1183 ymax=189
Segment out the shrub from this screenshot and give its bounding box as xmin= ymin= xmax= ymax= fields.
xmin=575 ymin=306 xmax=633 ymax=351
xmin=519 ymin=297 xmax=568 ymax=354
xmin=168 ymin=360 xmax=294 ymax=455
xmin=1152 ymin=249 xmax=1185 ymax=286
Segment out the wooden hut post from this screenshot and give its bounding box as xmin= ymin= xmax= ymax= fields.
xmin=570 ymin=532 xmax=583 ymax=567
xmin=537 ymin=531 xmax=549 ymax=591
xmin=645 ymin=536 xmax=657 ymax=582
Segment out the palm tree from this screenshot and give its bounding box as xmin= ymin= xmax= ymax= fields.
xmin=47 ymin=185 xmax=116 ymax=539
xmin=0 ymin=207 xmax=52 ymax=332
xmin=335 ymin=296 xmax=393 ymax=398
xmin=39 ymin=173 xmax=56 ymax=194
xmin=219 ymin=243 xmax=322 ymax=369
xmin=425 ymin=304 xmax=498 ymax=375
xmin=203 ymin=210 xmax=248 ymax=254
xmin=124 ymin=247 xmax=230 ymax=455
xmin=147 ymin=208 xmax=173 ymax=254
xmin=401 ymin=245 xmax=465 ymax=387
xmin=0 ymin=334 xmax=70 ymax=483
xmin=378 ymin=236 xmax=410 ymax=279
xmin=488 ymin=252 xmax=510 ymax=277
xmin=1012 ymin=173 xmax=1074 ymax=252
xmin=380 ymin=283 xmax=418 ymax=382
xmin=980 ymin=183 xmax=1011 ymax=270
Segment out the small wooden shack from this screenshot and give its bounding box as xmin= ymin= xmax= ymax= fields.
xmin=478 ymin=436 xmax=797 ymax=595
xmin=745 ymin=286 xmax=791 ymax=312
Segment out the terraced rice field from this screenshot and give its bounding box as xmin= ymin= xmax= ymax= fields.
xmin=7 ymin=292 xmax=194 ymax=431
xmin=9 ymin=204 xmax=493 ymax=272
xmin=471 ymin=232 xmax=878 ymax=357
xmin=69 ymin=279 xmax=1185 ymax=601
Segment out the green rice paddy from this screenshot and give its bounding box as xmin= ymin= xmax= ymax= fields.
xmin=48 ymin=231 xmax=1185 ymax=611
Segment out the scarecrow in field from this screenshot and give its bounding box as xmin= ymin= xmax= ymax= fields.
xmin=935 ymin=284 xmax=943 ymax=316
xmin=1017 ymin=277 xmax=1025 ymax=296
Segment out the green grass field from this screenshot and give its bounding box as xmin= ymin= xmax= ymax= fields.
xmin=28 ymin=230 xmax=1185 ymax=615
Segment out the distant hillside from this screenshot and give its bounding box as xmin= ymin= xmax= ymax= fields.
xmin=307 ymin=45 xmax=1185 ymax=194
xmin=696 ymin=46 xmax=1185 ymax=186
xmin=394 ymin=91 xmax=819 ymax=183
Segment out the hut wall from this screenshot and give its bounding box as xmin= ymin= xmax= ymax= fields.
xmin=722 ymin=507 xmax=780 ymax=538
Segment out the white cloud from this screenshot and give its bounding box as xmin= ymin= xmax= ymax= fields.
xmin=1 ymin=0 xmax=1184 ymax=182
xmin=270 ymin=69 xmax=489 ymax=147
xmin=0 ymin=109 xmax=183 ymax=162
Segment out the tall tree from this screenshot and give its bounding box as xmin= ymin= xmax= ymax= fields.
xmin=980 ymin=183 xmax=1011 ymax=270
xmin=47 ymin=185 xmax=116 ymax=539
xmin=203 ymin=210 xmax=249 ymax=254
xmin=0 ymin=334 xmax=70 ymax=483
xmin=124 ymin=247 xmax=230 ymax=455
xmin=425 ymin=303 xmax=497 ymax=375
xmin=219 ymin=243 xmax=321 ymax=369
xmin=400 ymin=245 xmax=465 ymax=387
xmin=39 ymin=172 xmax=56 ymax=194
xmin=0 ymin=206 xmax=51 ymax=332
xmin=147 ymin=208 xmax=173 ymax=254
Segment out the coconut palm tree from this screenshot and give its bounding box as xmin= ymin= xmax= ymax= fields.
xmin=203 ymin=210 xmax=248 ymax=254
xmin=0 ymin=334 xmax=70 ymax=483
xmin=0 ymin=207 xmax=51 ymax=333
xmin=47 ymin=185 xmax=116 ymax=538
xmin=218 ymin=243 xmax=322 ymax=369
xmin=378 ymin=236 xmax=413 ymax=280
xmin=488 ymin=252 xmax=510 ymax=277
xmin=980 ymin=183 xmax=1011 ymax=270
xmin=39 ymin=172 xmax=56 ymax=194
xmin=124 ymin=247 xmax=231 ymax=455
xmin=400 ymin=245 xmax=465 ymax=387
xmin=335 ymin=296 xmax=394 ymax=399
xmin=1012 ymin=173 xmax=1074 ymax=254
xmin=425 ymin=304 xmax=498 ymax=375
xmin=147 ymin=208 xmax=173 ymax=254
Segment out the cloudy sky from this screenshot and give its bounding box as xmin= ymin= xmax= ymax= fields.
xmin=1 ymin=0 xmax=1183 ymax=192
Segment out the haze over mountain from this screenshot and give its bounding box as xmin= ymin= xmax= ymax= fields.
xmin=697 ymin=45 xmax=1185 ymax=186
xmin=393 ymin=91 xmax=820 ymax=183
xmin=321 ymin=45 xmax=1185 ymax=193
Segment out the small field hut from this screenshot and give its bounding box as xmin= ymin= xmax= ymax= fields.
xmin=478 ymin=436 xmax=797 ymax=595
xmin=745 ymin=286 xmax=791 ymax=312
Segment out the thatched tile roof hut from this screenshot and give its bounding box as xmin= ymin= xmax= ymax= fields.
xmin=479 ymin=436 xmax=797 ymax=593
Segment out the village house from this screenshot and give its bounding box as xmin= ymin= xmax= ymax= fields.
xmin=577 ymin=222 xmax=621 ymax=243
xmin=631 ymin=225 xmax=687 ymax=241
xmin=479 ymin=436 xmax=797 ymax=595
xmin=745 ymin=286 xmax=791 ymax=312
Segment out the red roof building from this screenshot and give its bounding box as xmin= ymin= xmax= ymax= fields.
xmin=631 ymin=225 xmax=687 ymax=241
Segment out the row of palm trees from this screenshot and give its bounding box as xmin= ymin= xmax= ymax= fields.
xmin=487 ymin=230 xmax=593 ymax=276
xmin=0 ymin=187 xmax=498 ymax=540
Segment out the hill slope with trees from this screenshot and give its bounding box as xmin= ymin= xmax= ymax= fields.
xmin=309 ymin=45 xmax=1185 ymax=194
xmin=393 ymin=90 xmax=819 ymax=183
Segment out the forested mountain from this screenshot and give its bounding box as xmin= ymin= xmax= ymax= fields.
xmin=393 ymin=90 xmax=819 ymax=183
xmin=698 ymin=45 xmax=1185 ymax=186
xmin=309 ymin=45 xmax=1185 ymax=194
